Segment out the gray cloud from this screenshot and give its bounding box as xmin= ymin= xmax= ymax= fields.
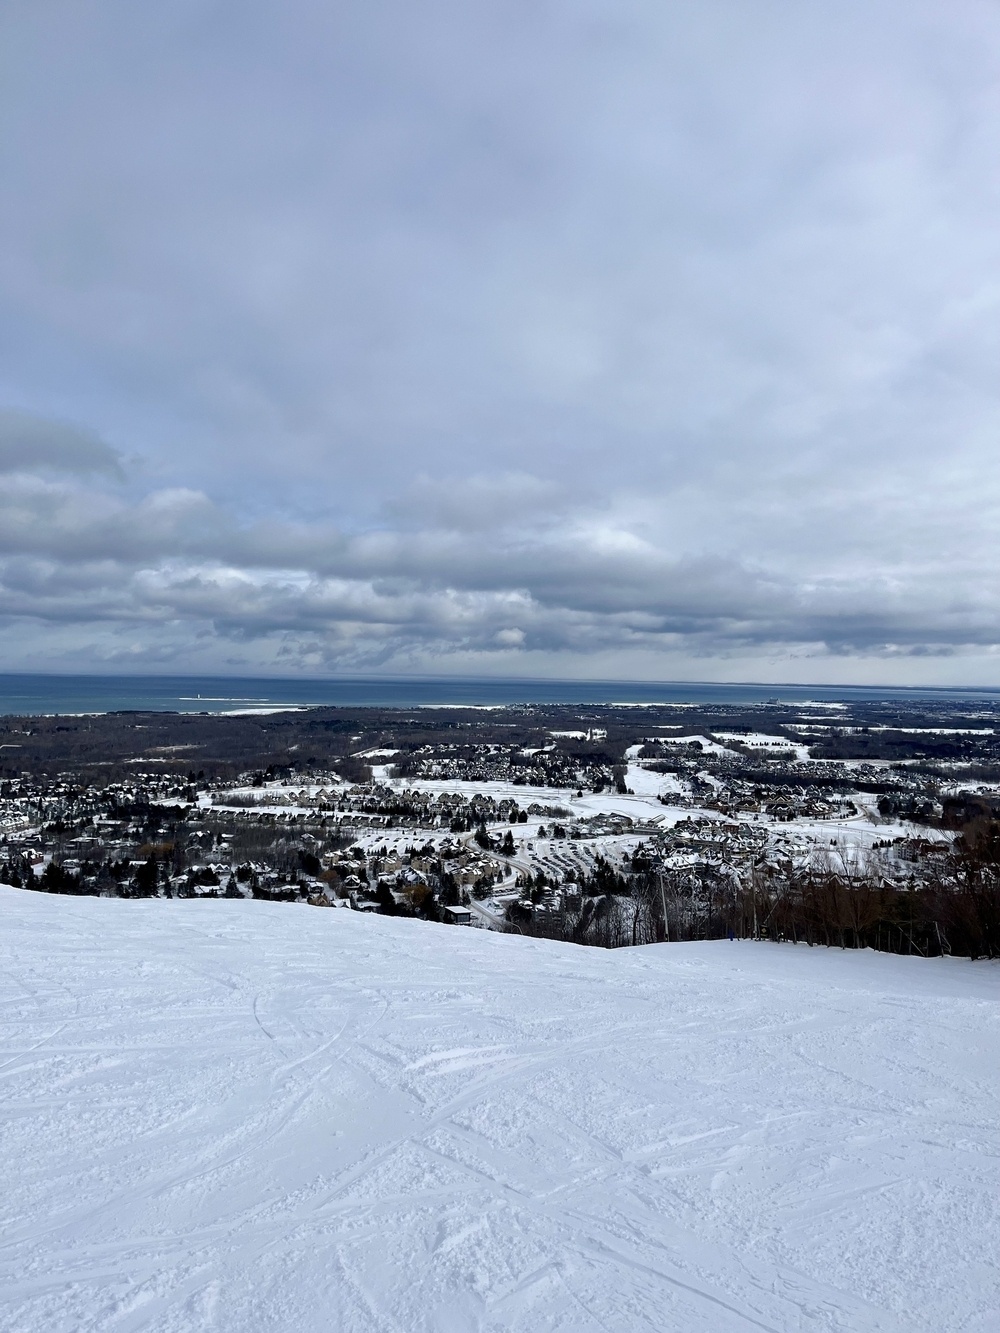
xmin=1 ymin=2 xmax=1000 ymax=682
xmin=0 ymin=411 xmax=123 ymax=478
xmin=1 ymin=469 xmax=999 ymax=680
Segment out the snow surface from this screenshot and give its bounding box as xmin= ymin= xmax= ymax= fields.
xmin=657 ymin=734 xmax=734 ymax=755
xmin=1 ymin=887 xmax=998 ymax=1333
xmin=712 ymin=733 xmax=814 ymax=763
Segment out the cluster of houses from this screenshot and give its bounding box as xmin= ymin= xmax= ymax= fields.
xmin=400 ymin=743 xmax=620 ymax=792
xmin=0 ymin=744 xmax=961 ymax=921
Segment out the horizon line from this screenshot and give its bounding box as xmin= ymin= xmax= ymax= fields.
xmin=1 ymin=668 xmax=999 ymax=696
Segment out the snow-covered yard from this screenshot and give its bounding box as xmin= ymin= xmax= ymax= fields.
xmin=1 ymin=886 xmax=997 ymax=1333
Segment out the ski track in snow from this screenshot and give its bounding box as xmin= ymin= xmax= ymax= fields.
xmin=0 ymin=887 xmax=998 ymax=1333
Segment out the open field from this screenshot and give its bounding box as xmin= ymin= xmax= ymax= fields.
xmin=1 ymin=887 xmax=997 ymax=1332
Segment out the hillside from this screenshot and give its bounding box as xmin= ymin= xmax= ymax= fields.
xmin=1 ymin=888 xmax=997 ymax=1332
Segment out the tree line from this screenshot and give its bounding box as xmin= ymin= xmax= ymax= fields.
xmin=506 ymin=826 xmax=1000 ymax=960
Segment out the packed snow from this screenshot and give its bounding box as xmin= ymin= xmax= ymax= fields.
xmin=1 ymin=886 xmax=997 ymax=1333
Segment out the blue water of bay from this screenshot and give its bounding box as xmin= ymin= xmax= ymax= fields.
xmin=1 ymin=672 xmax=998 ymax=716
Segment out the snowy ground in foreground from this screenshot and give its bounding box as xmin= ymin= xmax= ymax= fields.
xmin=1 ymin=889 xmax=997 ymax=1333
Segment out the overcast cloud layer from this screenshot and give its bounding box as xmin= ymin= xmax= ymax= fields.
xmin=2 ymin=1 xmax=1000 ymax=684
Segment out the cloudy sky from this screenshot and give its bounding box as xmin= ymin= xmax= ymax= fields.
xmin=2 ymin=1 xmax=1000 ymax=684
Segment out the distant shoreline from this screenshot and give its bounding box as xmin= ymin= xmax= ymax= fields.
xmin=2 ymin=670 xmax=1000 ymax=717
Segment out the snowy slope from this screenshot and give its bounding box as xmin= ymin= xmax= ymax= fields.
xmin=1 ymin=887 xmax=997 ymax=1333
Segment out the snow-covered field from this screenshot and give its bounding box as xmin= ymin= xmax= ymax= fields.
xmin=1 ymin=887 xmax=997 ymax=1333
xmin=712 ymin=733 xmax=814 ymax=763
